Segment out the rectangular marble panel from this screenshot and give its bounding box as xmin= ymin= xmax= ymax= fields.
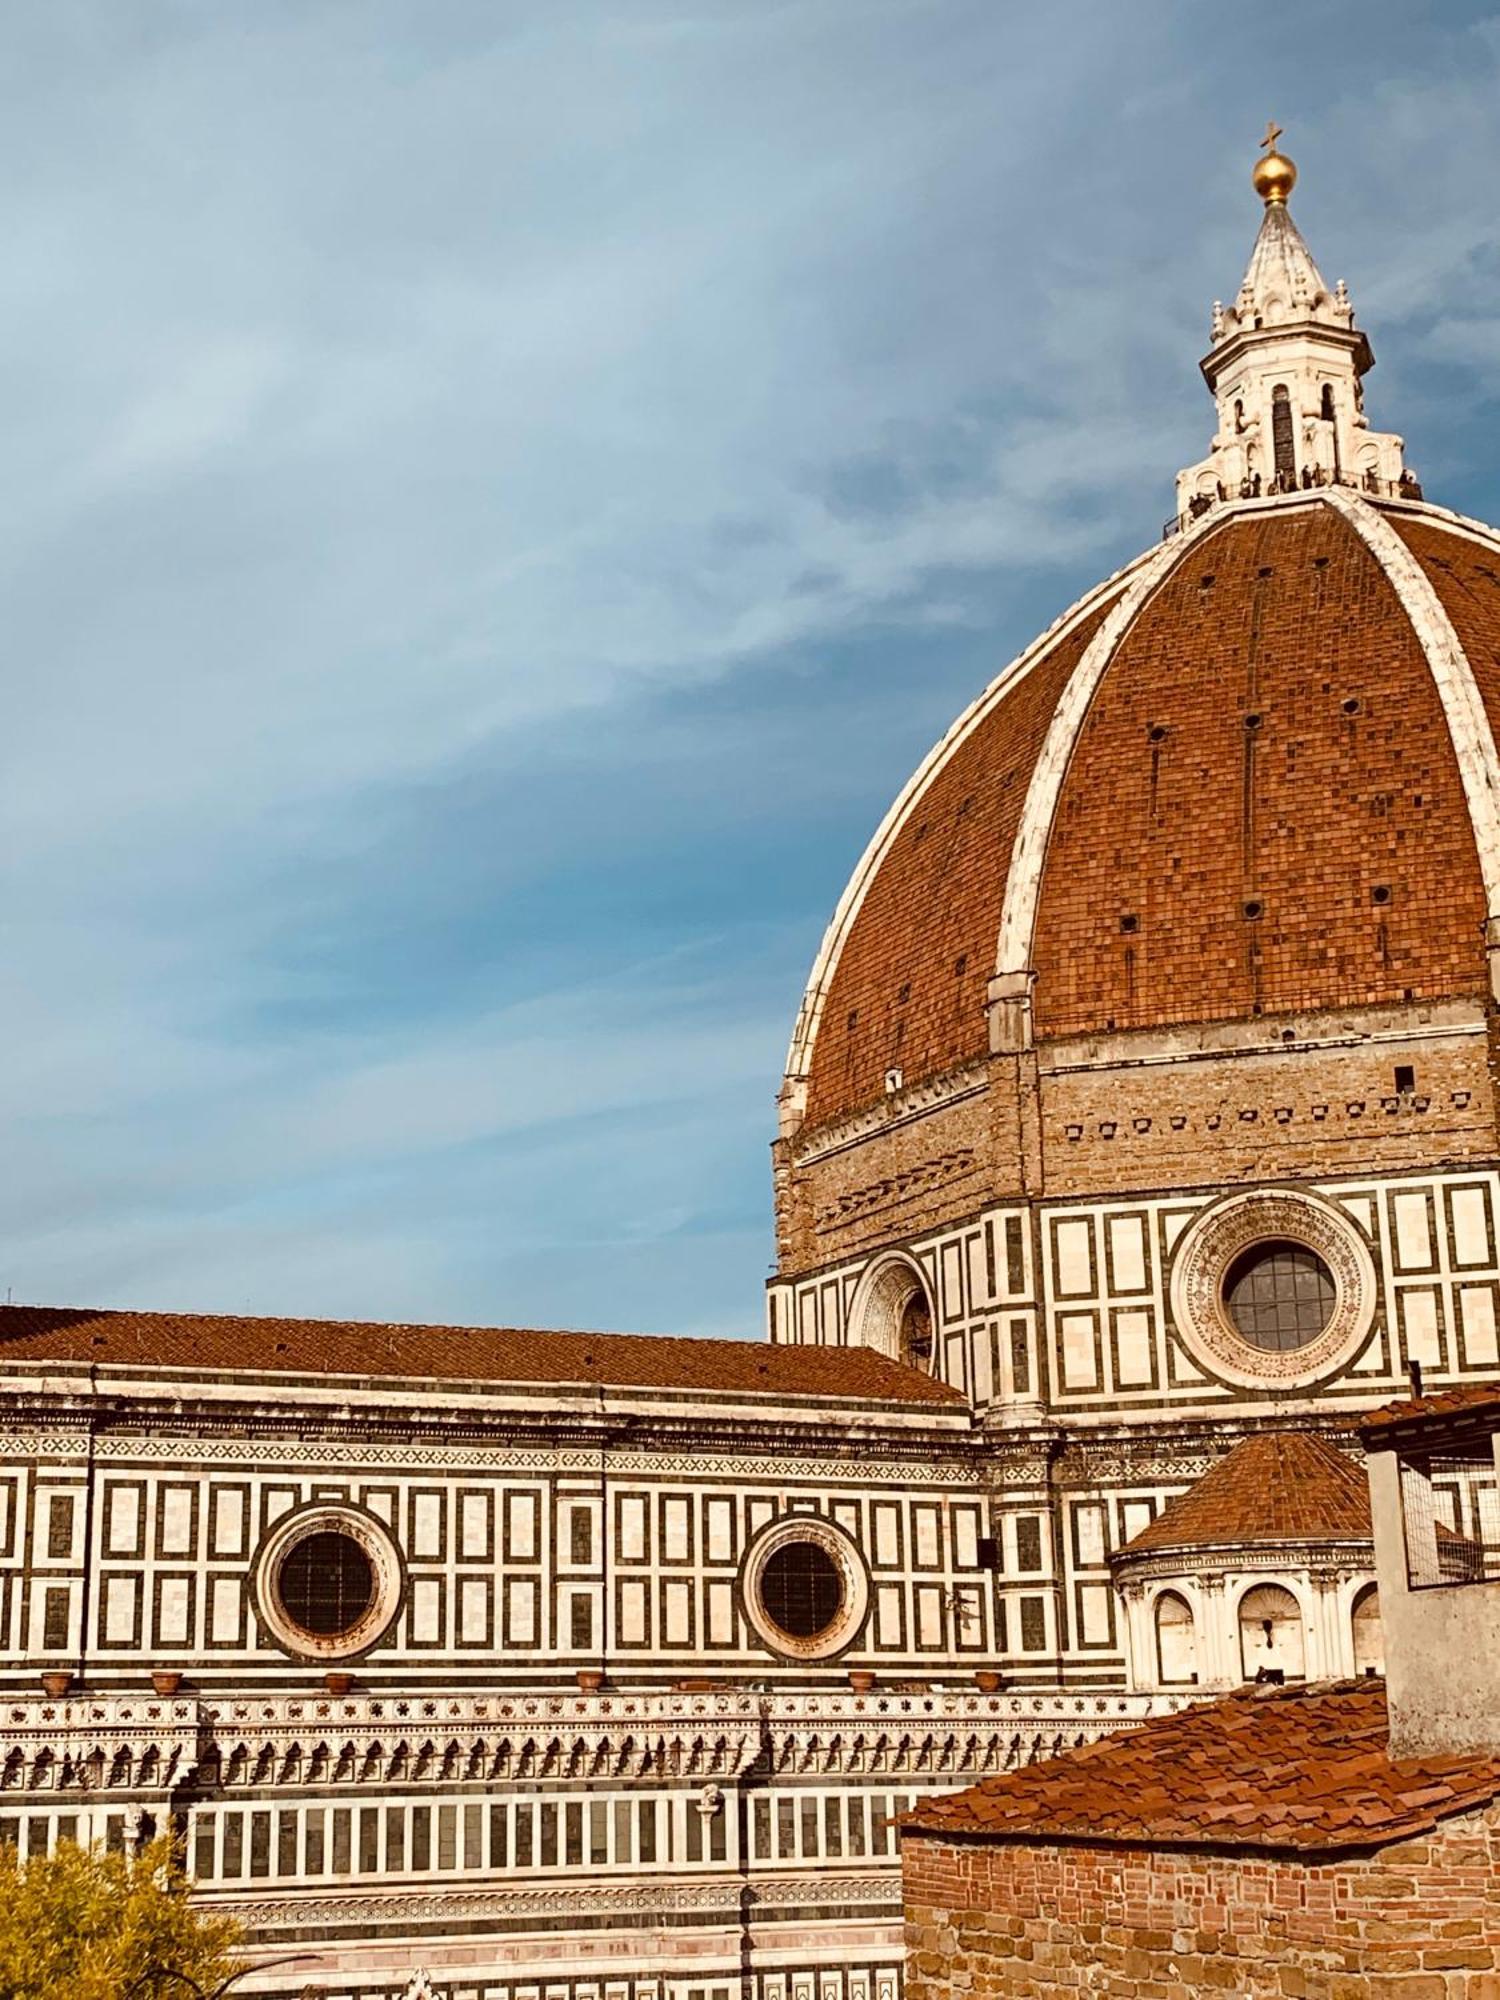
xmin=1402 ymin=1288 xmax=1443 ymax=1368
xmin=1107 ymin=1215 xmax=1148 ymax=1294
xmin=1451 ymin=1184 xmax=1494 ymax=1268
xmin=1460 ymin=1284 xmax=1500 ymax=1368
xmin=662 ymin=1580 xmax=691 ymax=1646
xmin=618 ymin=1579 xmax=648 ymax=1645
xmin=459 ymin=1493 xmax=489 ymax=1559
xmin=157 ymin=1576 xmax=191 ymax=1646
xmin=1393 ymin=1191 xmax=1435 ymax=1272
xmin=1113 ymin=1309 xmax=1153 ymax=1387
xmin=1054 ymin=1218 xmax=1094 ymax=1298
xmin=619 ymin=1495 xmax=647 ymax=1562
xmin=105 ymin=1487 xmax=140 ymax=1558
xmin=704 ymin=1498 xmax=734 ymax=1562
xmin=1060 ymin=1312 xmax=1099 ymax=1390
xmin=209 ymin=1577 xmax=241 ymax=1645
xmin=104 ymin=1575 xmax=137 ymax=1645
xmin=158 ymin=1487 xmax=193 ymax=1558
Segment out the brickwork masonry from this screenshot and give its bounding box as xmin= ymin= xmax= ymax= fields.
xmin=903 ymin=1804 xmax=1500 ymax=1998
xmin=777 ymin=999 xmax=1499 ymax=1276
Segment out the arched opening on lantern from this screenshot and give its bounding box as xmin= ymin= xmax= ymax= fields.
xmin=1271 ymin=385 xmax=1296 ymax=487
xmin=1238 ymin=1583 xmax=1305 ymax=1683
xmin=1352 ymin=1584 xmax=1384 ymax=1677
xmin=1321 ymin=383 xmax=1336 ymax=422
xmin=1154 ymin=1591 xmax=1197 ymax=1686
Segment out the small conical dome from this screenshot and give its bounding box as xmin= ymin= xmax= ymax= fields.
xmin=1236 ymin=199 xmax=1334 ymax=323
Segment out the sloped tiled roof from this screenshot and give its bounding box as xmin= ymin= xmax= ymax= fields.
xmin=902 ymin=1682 xmax=1500 ymax=1855
xmin=1361 ymin=1379 xmax=1500 ymax=1440
xmin=1116 ymin=1429 xmax=1371 ymax=1560
xmin=0 ymin=1305 xmax=965 ymax=1406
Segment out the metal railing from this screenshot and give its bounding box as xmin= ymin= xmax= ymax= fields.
xmin=1163 ymin=468 xmax=1425 ymax=540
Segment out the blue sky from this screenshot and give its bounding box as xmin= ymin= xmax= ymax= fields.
xmin=6 ymin=2 xmax=1500 ymax=1338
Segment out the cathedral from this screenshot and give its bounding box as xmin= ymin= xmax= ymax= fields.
xmin=4 ymin=132 xmax=1500 ymax=2000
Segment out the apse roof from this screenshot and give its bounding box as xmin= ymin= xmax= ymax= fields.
xmin=901 ymin=1681 xmax=1500 ymax=1856
xmin=0 ymin=1304 xmax=965 ymax=1406
xmin=1115 ymin=1429 xmax=1372 ymax=1560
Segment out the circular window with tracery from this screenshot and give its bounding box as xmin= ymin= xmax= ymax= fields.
xmin=1222 ymin=1240 xmax=1335 ymax=1351
xmin=739 ymin=1517 xmax=869 ymax=1662
xmin=252 ymin=1505 xmax=403 ymax=1662
xmin=1169 ymin=1189 xmax=1375 ymax=1389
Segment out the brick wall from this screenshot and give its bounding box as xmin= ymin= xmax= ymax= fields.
xmin=903 ymin=1806 xmax=1500 ymax=1997
xmin=778 ymin=994 xmax=1500 ymax=1275
xmin=1031 ymin=507 xmax=1487 ymax=1039
xmin=775 ymin=1073 xmax=1012 ymax=1273
xmin=1038 ymin=1016 xmax=1497 ymax=1199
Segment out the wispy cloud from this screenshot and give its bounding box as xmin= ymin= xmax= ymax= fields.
xmin=6 ymin=0 xmax=1500 ymax=1331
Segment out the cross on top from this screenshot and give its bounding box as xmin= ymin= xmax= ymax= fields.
xmin=1260 ymin=119 xmax=1283 ymax=154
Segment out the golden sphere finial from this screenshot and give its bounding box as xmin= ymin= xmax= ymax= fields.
xmin=1252 ymin=118 xmax=1296 ymax=205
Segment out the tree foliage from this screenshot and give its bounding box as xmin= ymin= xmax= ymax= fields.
xmin=0 ymin=1834 xmax=247 ymax=1999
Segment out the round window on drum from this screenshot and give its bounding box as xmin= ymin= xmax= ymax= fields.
xmin=759 ymin=1539 xmax=844 ymax=1645
xmin=1222 ymin=1241 xmax=1335 ymax=1352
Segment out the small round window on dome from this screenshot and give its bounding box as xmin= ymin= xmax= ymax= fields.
xmin=759 ymin=1541 xmax=844 ymax=1643
xmin=1223 ymin=1241 xmax=1335 ymax=1352
xmin=277 ymin=1531 xmax=375 ymax=1639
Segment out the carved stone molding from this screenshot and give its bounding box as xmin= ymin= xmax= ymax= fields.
xmin=0 ymin=1687 xmax=1175 ymax=1795
xmin=739 ymin=1517 xmax=871 ymax=1662
xmin=251 ymin=1501 xmax=405 ymax=1664
xmin=1114 ymin=1544 xmax=1375 ymax=1587
xmin=1168 ymin=1187 xmax=1377 ymax=1389
xmin=217 ymin=1870 xmax=899 ymax=1931
xmin=88 ymin=1435 xmax=978 ymax=1482
xmin=792 ymin=1064 xmax=989 ymax=1168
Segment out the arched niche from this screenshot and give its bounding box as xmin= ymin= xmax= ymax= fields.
xmin=1352 ymin=1584 xmax=1384 ymax=1678
xmin=1238 ymin=1583 xmax=1305 ymax=1683
xmin=849 ymin=1256 xmax=936 ymax=1373
xmin=1154 ymin=1590 xmax=1197 ymax=1687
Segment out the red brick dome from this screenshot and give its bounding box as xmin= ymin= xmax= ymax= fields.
xmin=785 ymin=492 xmax=1500 ymax=1136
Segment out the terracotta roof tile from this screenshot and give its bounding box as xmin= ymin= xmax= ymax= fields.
xmin=901 ymin=1681 xmax=1500 ymax=1854
xmin=0 ymin=1305 xmax=964 ymax=1406
xmin=1115 ymin=1429 xmax=1371 ymax=1560
xmin=803 ymin=597 xmax=1117 ymax=1130
xmin=799 ymin=501 xmax=1495 ymax=1138
xmin=1361 ymin=1378 xmax=1500 ymax=1439
xmin=1031 ymin=506 xmax=1486 ymax=1038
